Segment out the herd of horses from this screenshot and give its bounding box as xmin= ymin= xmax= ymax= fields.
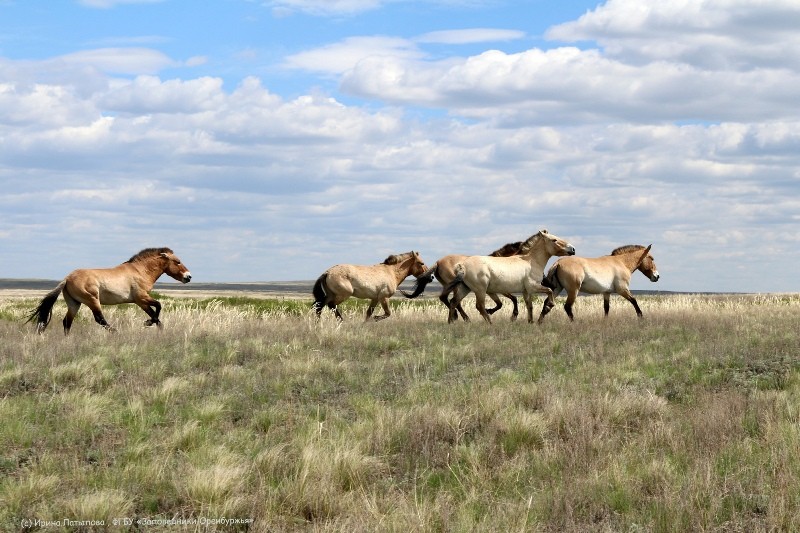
xmin=25 ymin=230 xmax=660 ymax=335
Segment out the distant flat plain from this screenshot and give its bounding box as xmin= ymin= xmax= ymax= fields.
xmin=0 ymin=278 xmax=687 ymax=301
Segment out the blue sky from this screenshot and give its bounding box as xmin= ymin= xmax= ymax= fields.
xmin=1 ymin=0 xmax=799 ymax=292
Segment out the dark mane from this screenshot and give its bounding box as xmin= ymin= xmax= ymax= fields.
xmin=518 ymin=232 xmax=545 ymax=254
xmin=489 ymin=241 xmax=524 ymax=257
xmin=611 ymin=244 xmax=646 ymax=256
xmin=126 ymin=247 xmax=173 ymax=263
xmin=382 ymin=251 xmax=414 ymax=265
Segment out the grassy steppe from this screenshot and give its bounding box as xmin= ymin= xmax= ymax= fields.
xmin=1 ymin=293 xmax=799 ymax=532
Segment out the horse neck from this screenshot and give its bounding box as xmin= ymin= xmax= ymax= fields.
xmin=133 ymin=257 xmax=167 ymax=287
xmin=617 ymin=250 xmax=645 ymax=273
xmin=391 ymin=256 xmax=417 ymax=284
xmin=522 ymin=241 xmax=551 ymax=268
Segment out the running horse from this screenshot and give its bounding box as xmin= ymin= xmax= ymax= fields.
xmin=26 ymin=247 xmax=192 ymax=334
xmin=443 ymin=230 xmax=575 ymax=324
xmin=401 ymin=240 xmax=527 ymax=321
xmin=538 ymin=244 xmax=659 ymax=322
xmin=313 ymin=251 xmax=428 ymax=321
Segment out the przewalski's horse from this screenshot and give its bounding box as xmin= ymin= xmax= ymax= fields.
xmin=402 ymin=240 xmax=526 ymax=321
xmin=26 ymin=247 xmax=192 ymax=334
xmin=313 ymin=251 xmax=427 ymax=321
xmin=443 ymin=230 xmax=575 ymax=324
xmin=538 ymin=244 xmax=659 ymax=322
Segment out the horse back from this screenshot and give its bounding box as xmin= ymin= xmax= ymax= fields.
xmin=64 ymin=263 xmax=146 ymax=305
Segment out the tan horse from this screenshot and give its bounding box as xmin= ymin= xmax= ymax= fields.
xmin=26 ymin=247 xmax=192 ymax=334
xmin=313 ymin=251 xmax=427 ymax=321
xmin=444 ymin=230 xmax=575 ymax=324
xmin=538 ymin=244 xmax=659 ymax=322
xmin=402 ymin=240 xmax=526 ymax=321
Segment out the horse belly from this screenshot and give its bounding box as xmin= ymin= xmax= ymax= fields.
xmin=98 ymin=278 xmax=136 ymax=304
xmin=486 ymin=277 xmax=518 ymax=294
xmin=485 ymin=269 xmax=529 ymax=294
xmin=579 ymin=274 xmax=614 ymax=294
xmin=349 ymin=278 xmax=390 ymax=301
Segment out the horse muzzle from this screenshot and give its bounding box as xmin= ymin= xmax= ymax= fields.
xmin=650 ymin=272 xmax=660 ymax=282
xmin=565 ymin=245 xmax=576 ymax=256
xmin=182 ymin=273 xmax=192 ymax=283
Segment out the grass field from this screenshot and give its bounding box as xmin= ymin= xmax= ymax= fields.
xmin=1 ymin=292 xmax=799 ymax=532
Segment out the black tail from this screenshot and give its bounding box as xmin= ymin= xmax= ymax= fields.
xmin=312 ymin=273 xmax=328 ymax=312
xmin=541 ymin=264 xmax=557 ymax=289
xmin=25 ymin=280 xmax=65 ymax=333
xmin=542 ymin=264 xmax=564 ymax=296
xmin=401 ymin=264 xmax=437 ymax=298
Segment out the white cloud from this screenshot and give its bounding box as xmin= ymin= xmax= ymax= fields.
xmin=58 ymin=47 xmax=177 ymax=75
xmin=416 ymin=28 xmax=526 ymax=44
xmin=99 ymin=76 xmax=226 ymax=113
xmin=547 ymin=0 xmax=800 ymax=70
xmin=2 ymin=1 xmax=800 ymax=291
xmin=284 ymin=36 xmax=424 ymax=75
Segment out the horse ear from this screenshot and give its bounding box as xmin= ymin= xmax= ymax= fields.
xmin=540 ymin=229 xmax=549 ymax=234
xmin=159 ymin=252 xmax=169 ymax=258
xmin=635 ymin=245 xmax=652 ymax=269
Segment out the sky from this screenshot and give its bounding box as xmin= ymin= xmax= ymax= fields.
xmin=1 ymin=0 xmax=798 ymax=292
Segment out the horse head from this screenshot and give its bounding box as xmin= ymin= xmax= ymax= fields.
xmin=384 ymin=251 xmax=428 ymax=279
xmin=635 ymin=245 xmax=660 ymax=282
xmin=408 ymin=251 xmax=428 ymax=278
xmin=160 ymin=251 xmax=192 ymax=284
xmin=531 ymin=229 xmax=575 ymax=257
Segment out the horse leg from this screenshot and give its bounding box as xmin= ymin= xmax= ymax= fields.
xmin=603 ymin=294 xmax=611 ymax=317
xmin=506 ymin=293 xmax=519 ymax=321
xmin=474 ymin=292 xmax=492 ymax=324
xmin=518 ymin=282 xmax=547 ymax=324
xmin=454 ymin=284 xmax=471 ymax=321
xmin=537 ymin=294 xmax=557 ymax=324
xmin=62 ymin=289 xmax=81 ymax=335
xmin=438 ymin=291 xmax=451 ymax=313
xmin=563 ymin=288 xmax=578 ymax=321
xmin=86 ymin=299 xmax=114 ymax=331
xmin=617 ymin=287 xmax=643 ymax=317
xmin=447 ymin=284 xmax=465 ymax=323
xmin=365 ymin=300 xmax=377 ymax=321
xmin=523 ymin=293 xmax=534 ymax=323
xmin=486 ymin=294 xmax=502 ymax=315
xmin=537 ymin=290 xmax=556 ymax=324
xmin=374 ymin=299 xmax=392 ymax=321
xmin=136 ymin=294 xmax=162 ymax=328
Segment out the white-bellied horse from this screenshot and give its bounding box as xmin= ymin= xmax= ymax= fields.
xmin=401 ymin=239 xmax=526 ymax=321
xmin=538 ymin=244 xmax=660 ymax=322
xmin=27 ymin=247 xmax=192 ymax=334
xmin=443 ymin=230 xmax=575 ymax=324
xmin=312 ymin=251 xmax=428 ymax=321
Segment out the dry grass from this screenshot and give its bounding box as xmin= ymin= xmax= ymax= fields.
xmin=0 ymin=292 xmax=799 ymax=531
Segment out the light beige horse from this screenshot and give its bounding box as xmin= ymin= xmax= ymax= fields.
xmin=538 ymin=244 xmax=659 ymax=322
xmin=313 ymin=251 xmax=427 ymax=321
xmin=444 ymin=230 xmax=575 ymax=324
xmin=26 ymin=247 xmax=192 ymax=334
xmin=402 ymin=240 xmax=526 ymax=321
